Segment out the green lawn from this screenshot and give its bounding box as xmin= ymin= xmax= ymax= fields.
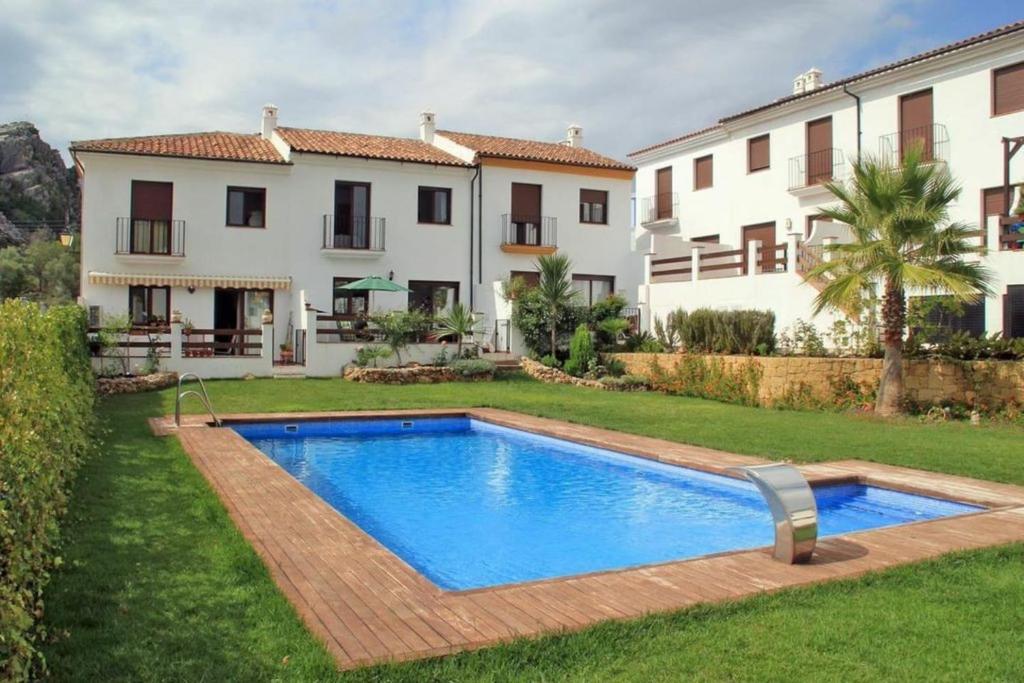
xmin=42 ymin=377 xmax=1024 ymax=681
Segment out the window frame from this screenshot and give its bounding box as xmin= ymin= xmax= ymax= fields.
xmin=992 ymin=60 xmax=1024 ymax=117
xmin=331 ymin=277 xmax=370 ymax=318
xmin=417 ymin=186 xmax=453 ymax=225
xmin=579 ymin=188 xmax=609 ymax=225
xmin=128 ymin=285 xmax=171 ymax=326
xmin=693 ymin=155 xmax=714 ymax=190
xmin=407 ymin=280 xmax=460 ymax=316
xmin=571 ymin=274 xmax=615 ymax=307
xmin=747 ymin=134 xmax=770 ymax=173
xmin=225 ymin=186 xmax=267 ymax=228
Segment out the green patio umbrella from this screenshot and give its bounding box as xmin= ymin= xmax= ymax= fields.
xmin=337 ymin=276 xmax=410 ymax=312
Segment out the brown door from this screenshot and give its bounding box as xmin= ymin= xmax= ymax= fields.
xmin=130 ymin=180 xmax=172 ymax=254
xmin=982 ymin=187 xmax=1009 ymax=247
xmin=742 ymin=222 xmax=776 ymax=274
xmin=899 ymin=88 xmax=934 ymax=161
xmin=805 ymin=117 xmax=833 ymax=185
xmin=655 ymin=167 xmax=673 ymax=219
xmin=511 ymin=183 xmax=542 ymax=245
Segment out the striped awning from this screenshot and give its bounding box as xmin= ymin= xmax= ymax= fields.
xmin=88 ymin=272 xmax=292 ymax=290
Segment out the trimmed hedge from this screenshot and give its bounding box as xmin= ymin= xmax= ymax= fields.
xmin=0 ymin=301 xmax=95 ymax=680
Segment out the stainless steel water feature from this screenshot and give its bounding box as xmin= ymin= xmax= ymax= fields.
xmin=174 ymin=372 xmax=222 ymax=427
xmin=728 ymin=464 xmax=818 ymax=563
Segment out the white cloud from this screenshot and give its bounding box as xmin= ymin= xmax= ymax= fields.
xmin=1 ymin=0 xmax=923 ymax=163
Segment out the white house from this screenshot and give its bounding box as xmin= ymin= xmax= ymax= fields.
xmin=629 ymin=20 xmax=1024 ymax=341
xmin=71 ymin=109 xmax=638 ymax=376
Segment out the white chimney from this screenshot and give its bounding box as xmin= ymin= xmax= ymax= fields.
xmin=792 ymin=74 xmax=806 ymax=95
xmin=803 ymin=68 xmax=823 ymax=92
xmin=566 ymin=124 xmax=583 ymax=148
xmin=419 ymin=111 xmax=436 ymax=143
xmin=261 ymin=104 xmax=278 ymax=140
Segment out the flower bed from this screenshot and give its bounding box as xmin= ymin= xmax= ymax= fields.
xmin=96 ymin=371 xmax=179 ymax=396
xmin=520 ymin=357 xmax=606 ymax=389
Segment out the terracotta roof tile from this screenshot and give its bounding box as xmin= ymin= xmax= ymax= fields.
xmin=70 ymin=131 xmax=286 ymax=164
xmin=276 ymin=127 xmax=470 ymax=166
xmin=438 ymin=130 xmax=635 ymax=171
xmin=630 ymin=19 xmax=1024 ymax=157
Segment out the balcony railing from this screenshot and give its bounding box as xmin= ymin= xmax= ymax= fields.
xmin=321 ymin=215 xmax=385 ymax=251
xmin=879 ymin=124 xmax=949 ymax=166
xmin=640 ymin=193 xmax=679 ymax=224
xmin=788 ymin=149 xmax=844 ymax=191
xmin=500 ymin=214 xmax=557 ymax=248
xmin=115 ymin=217 xmax=185 ymax=256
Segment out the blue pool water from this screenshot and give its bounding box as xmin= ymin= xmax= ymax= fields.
xmin=235 ymin=417 xmax=982 ymax=590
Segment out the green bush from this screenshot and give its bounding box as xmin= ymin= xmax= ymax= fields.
xmin=510 ymin=287 xmax=589 ymax=357
xmin=0 ymin=301 xmax=95 ymax=680
xmin=564 ymin=324 xmax=596 ymax=377
xmin=646 ymin=355 xmax=762 ymax=406
xmin=669 ymin=308 xmax=775 ymax=355
xmin=539 ymin=354 xmax=560 ymax=368
xmin=911 ymin=332 xmax=1024 ymax=361
xmin=449 ymin=358 xmax=496 ymax=379
xmin=603 ymin=356 xmax=627 ymax=377
xmin=598 ymin=374 xmax=649 ymax=391
xmin=354 ymin=344 xmax=392 ymax=368
xmin=624 ymin=330 xmax=664 ymax=352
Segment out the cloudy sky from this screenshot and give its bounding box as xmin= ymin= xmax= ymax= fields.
xmin=2 ymin=0 xmax=1020 ymax=164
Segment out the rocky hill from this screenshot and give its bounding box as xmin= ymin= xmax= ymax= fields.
xmin=0 ymin=121 xmax=79 ymax=247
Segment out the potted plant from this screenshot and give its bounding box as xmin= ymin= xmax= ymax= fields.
xmin=279 ymin=341 xmax=294 ymax=363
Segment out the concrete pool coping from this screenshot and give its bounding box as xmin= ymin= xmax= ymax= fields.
xmin=153 ymin=408 xmax=1024 ymax=670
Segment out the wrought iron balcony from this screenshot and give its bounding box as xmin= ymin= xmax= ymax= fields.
xmin=321 ymin=215 xmax=385 ymax=251
xmin=639 ymin=193 xmax=679 ymax=225
xmin=878 ymin=124 xmax=949 ymax=166
xmin=115 ymin=217 xmax=185 ymax=256
xmin=500 ymin=214 xmax=557 ymax=252
xmin=788 ymin=148 xmax=844 ymax=191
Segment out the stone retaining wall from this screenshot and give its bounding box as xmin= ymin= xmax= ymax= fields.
xmin=520 ymin=357 xmax=606 ymax=389
xmin=96 ymin=371 xmax=179 ymax=396
xmin=611 ymin=353 xmax=1024 ymax=408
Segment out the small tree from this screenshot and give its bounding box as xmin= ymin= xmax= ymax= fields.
xmin=434 ymin=302 xmax=479 ymax=357
xmin=369 ymin=310 xmax=432 ymax=366
xmin=535 ymin=253 xmax=579 ymax=357
xmin=809 ymin=147 xmax=994 ymax=415
xmin=564 ymin=324 xmax=596 ymax=377
xmin=96 ymin=313 xmax=132 ymax=376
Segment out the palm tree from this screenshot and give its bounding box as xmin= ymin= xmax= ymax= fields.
xmin=808 ymin=146 xmax=993 ymax=416
xmin=536 ymin=253 xmax=579 ymax=357
xmin=435 ymin=302 xmax=479 ymax=357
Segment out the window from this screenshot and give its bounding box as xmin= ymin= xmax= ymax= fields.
xmin=408 ymin=281 xmax=459 ymax=316
xmin=417 ymin=186 xmax=451 ymax=224
xmin=130 ymin=180 xmax=172 ymax=254
xmin=226 ymin=187 xmax=266 ymax=227
xmin=911 ymin=296 xmax=986 ymax=341
xmin=571 ymin=274 xmax=615 ymax=307
xmin=510 ymin=270 xmax=540 ymax=288
xmin=747 ymin=134 xmax=770 ymax=172
xmin=694 ymin=155 xmax=713 ymax=190
xmin=332 ymin=278 xmax=369 ymax=317
xmin=993 ymin=61 xmax=1024 ymax=116
xmin=579 ymin=189 xmax=608 ymax=224
xmin=128 ymin=286 xmax=170 ymax=325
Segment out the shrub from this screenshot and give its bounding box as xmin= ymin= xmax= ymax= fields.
xmin=598 ymin=374 xmax=649 ymax=391
xmin=1 ymin=301 xmax=95 ymax=679
xmin=510 ymin=287 xmax=589 ymax=357
xmin=563 ymin=324 xmax=596 ymax=377
xmin=603 ymin=356 xmax=627 ymax=377
xmin=355 ymin=344 xmax=392 ymax=368
xmin=539 ymin=354 xmax=560 ymax=368
xmin=666 ymin=308 xmax=775 ymax=355
xmin=588 ymin=293 xmax=627 ymax=325
xmin=449 ymin=358 xmax=496 ymax=379
xmin=646 ymin=354 xmax=762 ymax=406
xmin=911 ymin=332 xmax=1024 ymax=361
xmin=625 ymin=330 xmax=664 ymax=352
xmin=777 ymin=319 xmax=827 ymax=356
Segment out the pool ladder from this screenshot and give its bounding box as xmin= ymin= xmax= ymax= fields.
xmin=174 ymin=372 xmax=223 ymax=427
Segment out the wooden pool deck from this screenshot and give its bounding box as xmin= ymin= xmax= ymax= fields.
xmin=153 ymin=409 xmax=1024 ymax=670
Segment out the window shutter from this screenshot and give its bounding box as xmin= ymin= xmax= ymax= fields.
xmin=131 ymin=181 xmax=173 ymax=220
xmin=694 ymin=155 xmax=713 ymax=190
xmin=748 ymin=135 xmax=769 ymax=172
xmin=994 ymin=61 xmax=1024 ymax=116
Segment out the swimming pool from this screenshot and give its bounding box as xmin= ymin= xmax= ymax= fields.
xmin=235 ymin=416 xmax=981 ymax=591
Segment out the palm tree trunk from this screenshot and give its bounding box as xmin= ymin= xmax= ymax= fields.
xmin=875 ymin=281 xmax=906 ymax=416
xmin=550 ymin=325 xmax=557 ymax=358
